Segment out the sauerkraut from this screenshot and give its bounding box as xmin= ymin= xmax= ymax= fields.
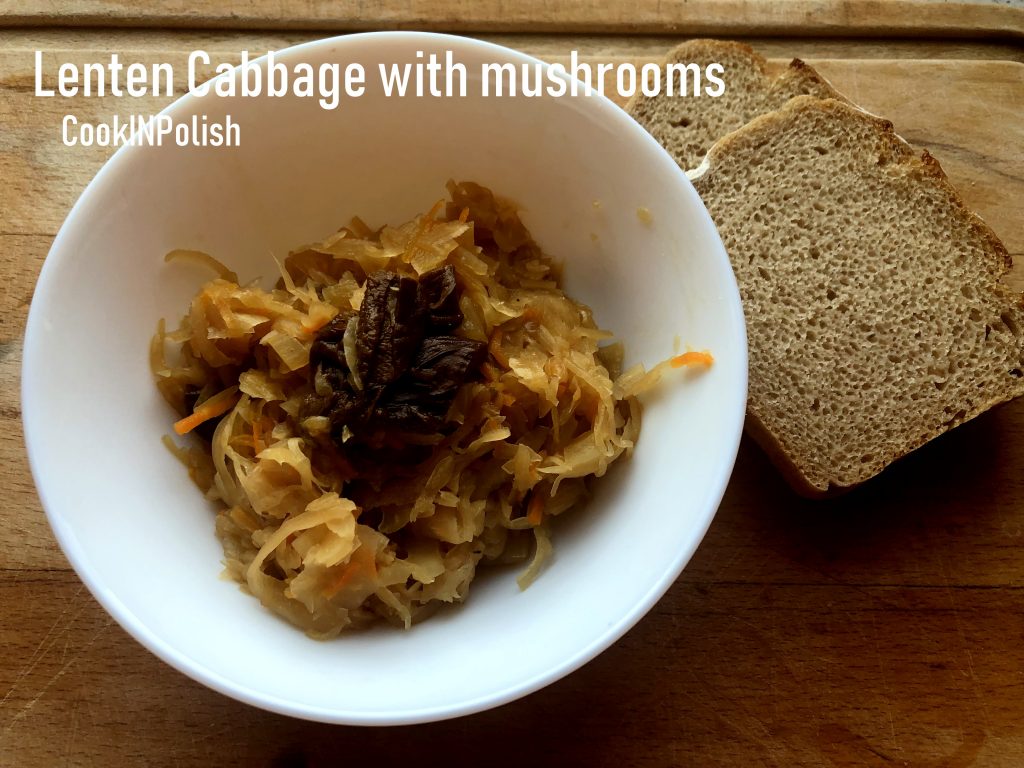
xmin=151 ymin=181 xmax=710 ymax=638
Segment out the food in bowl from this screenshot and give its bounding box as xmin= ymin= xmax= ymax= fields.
xmin=151 ymin=181 xmax=711 ymax=638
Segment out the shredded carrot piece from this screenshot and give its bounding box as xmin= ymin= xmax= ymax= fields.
xmin=322 ymin=545 xmax=378 ymax=598
xmin=526 ymin=492 xmax=545 ymax=527
xmin=670 ymin=351 xmax=714 ymax=368
xmin=481 ymin=362 xmax=500 ymax=382
xmin=406 ymin=199 xmax=445 ymax=264
xmin=458 ymin=206 xmax=470 ymax=223
xmin=302 ymin=317 xmax=329 ymax=333
xmin=173 ymin=386 xmax=239 ymax=435
xmin=301 ymin=305 xmax=336 ymax=333
xmin=252 ymin=418 xmax=264 ymax=454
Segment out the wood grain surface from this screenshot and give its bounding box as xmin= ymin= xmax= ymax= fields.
xmin=3 ymin=30 xmax=1024 ymax=767
xmin=6 ymin=29 xmax=1024 ymax=63
xmin=0 ymin=0 xmax=1022 ymax=38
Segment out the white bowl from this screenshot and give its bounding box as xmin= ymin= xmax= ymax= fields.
xmin=22 ymin=32 xmax=746 ymax=725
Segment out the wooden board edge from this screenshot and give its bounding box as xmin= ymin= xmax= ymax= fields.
xmin=0 ymin=0 xmax=1020 ymax=39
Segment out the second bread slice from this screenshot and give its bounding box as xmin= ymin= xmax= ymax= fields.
xmin=626 ymin=39 xmax=844 ymax=172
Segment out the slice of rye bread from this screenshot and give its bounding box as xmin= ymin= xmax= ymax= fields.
xmin=626 ymin=39 xmax=845 ymax=172
xmin=690 ymin=96 xmax=1024 ymax=496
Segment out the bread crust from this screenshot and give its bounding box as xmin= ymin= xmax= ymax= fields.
xmin=625 ymin=40 xmax=846 ymax=172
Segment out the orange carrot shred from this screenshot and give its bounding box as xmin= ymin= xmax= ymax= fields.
xmin=526 ymin=492 xmax=545 ymax=527
xmin=301 ymin=310 xmax=335 ymax=334
xmin=406 ymin=199 xmax=445 ymax=263
xmin=481 ymin=362 xmax=500 ymax=382
xmin=252 ymin=418 xmax=264 ymax=454
xmin=322 ymin=545 xmax=378 ymax=598
xmin=670 ymin=351 xmax=714 ymax=368
xmin=173 ymin=386 xmax=239 ymax=435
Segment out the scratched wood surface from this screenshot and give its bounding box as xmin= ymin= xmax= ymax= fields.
xmin=0 ymin=0 xmax=1022 ymax=38
xmin=3 ymin=29 xmax=1024 ymax=768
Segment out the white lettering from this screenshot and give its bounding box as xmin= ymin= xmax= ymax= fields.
xmin=61 ymin=114 xmax=77 ymax=145
xmin=667 ymin=62 xmax=701 ymax=97
xmin=596 ymin=62 xmax=614 ymax=97
xmin=57 ymin=63 xmax=78 ymax=97
xmin=318 ymin=62 xmax=339 ymax=110
xmin=82 ymin=61 xmax=105 ymax=97
xmin=481 ymin=62 xmax=516 ymax=97
xmin=705 ymin=63 xmax=726 ymax=97
xmin=640 ymin=63 xmax=661 ymax=97
xmin=213 ymin=62 xmax=235 ymax=97
xmin=108 ymin=53 xmax=124 ymax=97
xmin=546 ymin=63 xmax=568 ymax=98
xmin=225 ymin=115 xmax=240 ymax=145
xmin=125 ymin=63 xmax=147 ymax=97
xmin=35 ymin=51 xmax=54 ymax=96
xmin=153 ymin=63 xmax=173 ymax=97
xmin=615 ymin=62 xmax=637 ymax=99
xmin=293 ymin=63 xmax=314 ymax=98
xmin=267 ymin=51 xmax=288 ymax=97
xmin=240 ymin=51 xmax=261 ymax=97
xmin=188 ymin=50 xmax=211 ymax=96
xmin=445 ymin=51 xmax=465 ymax=97
xmin=139 ymin=114 xmax=159 ymax=144
xmin=521 ymin=62 xmax=542 ymax=98
xmin=345 ymin=63 xmax=365 ymax=98
xmin=157 ymin=114 xmax=174 ymax=143
xmin=379 ymin=61 xmax=412 ymax=97
xmin=568 ymin=50 xmax=591 ymax=96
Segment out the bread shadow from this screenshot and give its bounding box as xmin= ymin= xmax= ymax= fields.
xmin=709 ymin=398 xmax=1024 ymax=584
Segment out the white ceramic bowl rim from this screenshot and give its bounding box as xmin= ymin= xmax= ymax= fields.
xmin=22 ymin=31 xmax=747 ymax=725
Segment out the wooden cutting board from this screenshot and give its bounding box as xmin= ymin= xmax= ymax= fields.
xmin=1 ymin=0 xmax=1021 ymax=37
xmin=2 ymin=39 xmax=1024 ymax=766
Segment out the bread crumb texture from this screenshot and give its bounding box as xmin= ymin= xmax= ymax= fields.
xmin=694 ymin=97 xmax=1024 ymax=494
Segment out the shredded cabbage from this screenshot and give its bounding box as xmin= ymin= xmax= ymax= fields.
xmin=152 ymin=181 xmax=709 ymax=638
